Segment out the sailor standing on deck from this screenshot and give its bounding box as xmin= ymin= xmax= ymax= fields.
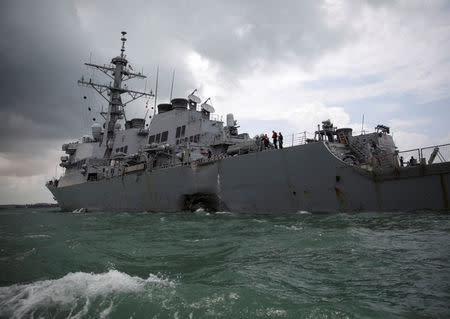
xmin=278 ymin=132 xmax=283 ymax=149
xmin=263 ymin=134 xmax=269 ymax=149
xmin=272 ymin=131 xmax=278 ymax=149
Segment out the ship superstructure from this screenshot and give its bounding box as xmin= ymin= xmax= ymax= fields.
xmin=47 ymin=33 xmax=450 ymax=213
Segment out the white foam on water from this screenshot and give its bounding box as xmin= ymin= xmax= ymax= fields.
xmin=228 ymin=292 xmax=239 ymax=300
xmin=99 ymin=300 xmax=114 ymax=319
xmin=68 ymin=296 xmax=90 ymax=319
xmin=190 ymin=294 xmax=226 ymax=310
xmin=25 ymin=234 xmax=51 ymax=239
xmin=266 ymin=308 xmax=287 ymax=316
xmin=71 ymin=208 xmax=87 ymax=214
xmin=0 ymin=270 xmax=175 ymax=319
xmin=106 ymin=261 xmax=116 ymax=270
xmin=183 ymin=238 xmax=209 ymax=243
xmin=275 ymin=224 xmax=303 ymax=231
xmin=215 ymin=211 xmax=234 ymax=215
xmin=253 ymin=219 xmax=266 ymax=223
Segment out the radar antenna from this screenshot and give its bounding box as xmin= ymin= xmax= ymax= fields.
xmin=169 ymin=69 xmax=176 ymax=100
xmin=120 ymin=31 xmax=127 ymax=57
xmin=78 ymin=31 xmax=154 ymax=158
xmin=188 ymin=89 xmax=201 ymax=104
xmin=201 ymin=97 xmax=215 ymax=113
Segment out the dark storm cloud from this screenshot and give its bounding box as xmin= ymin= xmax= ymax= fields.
xmin=0 ymin=0 xmax=90 ymax=154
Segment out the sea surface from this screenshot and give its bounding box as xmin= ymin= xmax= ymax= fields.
xmin=0 ymin=208 xmax=449 ymax=318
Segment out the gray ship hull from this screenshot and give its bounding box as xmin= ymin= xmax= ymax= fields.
xmin=48 ymin=142 xmax=450 ymax=213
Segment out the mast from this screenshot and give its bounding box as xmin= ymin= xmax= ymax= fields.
xmin=78 ymin=31 xmax=153 ymax=158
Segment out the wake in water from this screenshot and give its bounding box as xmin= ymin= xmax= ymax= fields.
xmin=0 ymin=270 xmax=174 ymax=319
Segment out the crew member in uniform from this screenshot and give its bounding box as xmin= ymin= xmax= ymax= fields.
xmin=278 ymin=132 xmax=283 ymax=149
xmin=272 ymin=131 xmax=278 ymax=149
xmin=263 ymin=134 xmax=269 ymax=149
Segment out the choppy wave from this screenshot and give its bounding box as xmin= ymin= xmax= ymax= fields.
xmin=0 ymin=270 xmax=174 ymax=319
xmin=25 ymin=234 xmax=51 ymax=239
xmin=71 ymin=208 xmax=88 ymax=214
xmin=1 ymin=208 xmax=449 ymax=318
xmin=215 ymin=211 xmax=234 ymax=215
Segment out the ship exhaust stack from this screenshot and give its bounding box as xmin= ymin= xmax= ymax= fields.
xmin=171 ymin=98 xmax=188 ymax=110
xmin=157 ymin=103 xmax=173 ymax=113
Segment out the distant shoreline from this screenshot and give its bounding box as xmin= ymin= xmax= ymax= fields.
xmin=0 ymin=203 xmax=59 ymax=209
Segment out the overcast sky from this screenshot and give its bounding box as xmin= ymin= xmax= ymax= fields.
xmin=1 ymin=0 xmax=449 ymax=204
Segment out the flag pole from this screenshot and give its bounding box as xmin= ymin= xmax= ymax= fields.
xmin=154 ymin=66 xmax=159 ymax=117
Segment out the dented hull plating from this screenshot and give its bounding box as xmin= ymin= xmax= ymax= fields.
xmin=48 ymin=142 xmax=450 ymax=213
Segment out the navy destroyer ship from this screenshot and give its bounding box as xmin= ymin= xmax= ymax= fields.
xmin=46 ymin=32 xmax=450 ymax=213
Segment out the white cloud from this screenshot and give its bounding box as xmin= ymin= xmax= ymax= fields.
xmin=392 ymin=130 xmax=432 ymax=151
xmin=0 ymin=144 xmax=63 ymax=204
xmin=75 ymin=1 xmax=97 ymax=29
xmin=0 ymin=148 xmax=62 ymax=204
xmin=0 ymin=175 xmax=55 ymax=204
xmin=388 ymin=118 xmax=432 ymax=128
xmin=321 ymin=0 xmax=350 ymax=28
xmin=0 ymin=151 xmax=61 ymax=178
xmin=185 ymin=50 xmax=228 ymax=101
xmin=185 ymin=52 xmax=352 ymax=137
xmin=376 ymin=103 xmax=403 ymax=113
xmin=235 ymin=24 xmax=254 ymax=38
xmin=308 ymin=1 xmax=450 ymax=104
xmin=438 ymin=133 xmax=450 ymax=145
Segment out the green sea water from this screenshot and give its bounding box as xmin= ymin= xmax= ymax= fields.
xmin=0 ymin=208 xmax=449 ymax=318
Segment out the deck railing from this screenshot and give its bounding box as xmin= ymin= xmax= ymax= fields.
xmin=286 ymin=131 xmax=315 ymax=147
xmin=398 ymin=143 xmax=450 ymax=165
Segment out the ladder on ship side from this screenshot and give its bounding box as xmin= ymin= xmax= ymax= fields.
xmin=348 ymin=139 xmax=368 ymax=162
